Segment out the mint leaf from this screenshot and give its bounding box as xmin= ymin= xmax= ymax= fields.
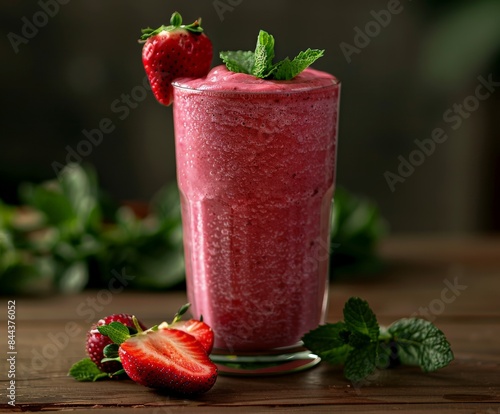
xmin=97 ymin=322 xmax=130 ymax=345
xmin=347 ymin=331 xmax=372 ymax=349
xmin=344 ymin=343 xmax=378 ymax=382
xmin=220 ymin=51 xmax=255 ymax=74
xmin=220 ymin=30 xmax=324 ymax=80
xmin=388 ymin=318 xmax=454 ymax=372
xmin=343 ymin=297 xmax=379 ymax=341
xmin=68 ymin=358 xmax=110 ymax=382
xmin=302 ymin=322 xmax=352 ymax=365
xmin=252 ymin=30 xmax=276 ymax=78
xmin=274 ymin=49 xmax=325 ymax=80
xmin=301 ymin=298 xmax=454 ymax=383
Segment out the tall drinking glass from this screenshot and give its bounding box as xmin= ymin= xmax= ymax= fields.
xmin=172 ymin=66 xmax=340 ymax=375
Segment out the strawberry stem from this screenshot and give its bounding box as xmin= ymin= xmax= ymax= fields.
xmin=138 ymin=11 xmax=205 ymax=43
xmin=132 ymin=316 xmax=144 ymax=334
xmin=172 ymin=303 xmax=191 ymax=325
xmin=101 ymin=357 xmax=121 ymax=364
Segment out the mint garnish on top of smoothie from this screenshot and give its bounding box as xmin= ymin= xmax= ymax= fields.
xmin=220 ymin=30 xmax=324 ymax=80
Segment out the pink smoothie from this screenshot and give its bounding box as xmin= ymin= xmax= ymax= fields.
xmin=173 ymin=65 xmax=340 ymax=352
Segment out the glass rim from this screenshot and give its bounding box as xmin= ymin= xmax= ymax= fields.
xmin=171 ymin=78 xmax=340 ymax=96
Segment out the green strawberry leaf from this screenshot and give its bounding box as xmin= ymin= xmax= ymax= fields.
xmin=97 ymin=322 xmax=130 ymax=345
xmin=101 ymin=357 xmax=121 ymax=364
xmin=343 ymin=297 xmax=379 ymax=341
xmin=388 ymin=318 xmax=454 ymax=372
xmin=111 ymin=368 xmax=126 ymax=377
xmin=68 ymin=358 xmax=110 ymax=382
xmin=139 ymin=12 xmax=204 ymax=42
xmin=103 ymin=343 xmax=120 ymax=359
xmin=344 ymin=343 xmax=378 ymax=382
xmin=302 ymin=322 xmax=352 ymax=365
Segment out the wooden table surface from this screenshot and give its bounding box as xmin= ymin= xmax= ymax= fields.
xmin=1 ymin=236 xmax=499 ymax=413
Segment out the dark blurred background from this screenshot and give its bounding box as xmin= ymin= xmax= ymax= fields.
xmin=1 ymin=0 xmax=500 ymax=234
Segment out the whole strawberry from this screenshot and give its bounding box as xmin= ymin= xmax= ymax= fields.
xmin=119 ymin=328 xmax=218 ymax=395
xmin=140 ymin=11 xmax=213 ymax=106
xmin=86 ymin=314 xmax=147 ymax=374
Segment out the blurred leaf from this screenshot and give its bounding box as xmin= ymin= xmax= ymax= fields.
xmin=19 ymin=183 xmax=75 ymax=226
xmin=331 ymin=187 xmax=387 ymax=276
xmin=58 ymin=261 xmax=89 ymax=294
xmin=132 ymin=250 xmax=185 ymax=290
xmin=421 ymin=0 xmax=500 ymax=90
xmin=59 ymin=163 xmax=101 ymax=230
xmin=0 ymin=255 xmax=56 ymax=296
xmin=0 ymin=201 xmax=15 ymax=229
xmin=1 ymin=164 xmax=386 ymax=295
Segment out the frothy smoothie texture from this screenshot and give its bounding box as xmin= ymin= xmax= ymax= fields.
xmin=173 ymin=65 xmax=340 ymax=351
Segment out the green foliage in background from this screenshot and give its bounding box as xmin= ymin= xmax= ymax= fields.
xmin=330 ymin=187 xmax=386 ymax=276
xmin=421 ymin=0 xmax=500 ymax=91
xmin=0 ymin=165 xmax=386 ymax=295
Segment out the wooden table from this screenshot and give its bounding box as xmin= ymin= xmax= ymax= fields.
xmin=2 ymin=236 xmax=500 ymax=413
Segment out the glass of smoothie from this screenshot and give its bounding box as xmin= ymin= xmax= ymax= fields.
xmin=172 ymin=65 xmax=340 ymax=375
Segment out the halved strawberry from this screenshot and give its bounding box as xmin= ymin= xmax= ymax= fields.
xmin=119 ymin=328 xmax=218 ymax=395
xmin=86 ymin=314 xmax=147 ymax=373
xmin=158 ymin=303 xmax=214 ymax=354
xmin=140 ymin=11 xmax=213 ymax=106
xmin=170 ymin=319 xmax=214 ymax=354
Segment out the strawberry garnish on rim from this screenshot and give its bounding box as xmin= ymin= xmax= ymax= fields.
xmin=140 ymin=11 xmax=213 ymax=106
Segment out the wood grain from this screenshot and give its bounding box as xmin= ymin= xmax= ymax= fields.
xmin=1 ymin=236 xmax=499 ymax=413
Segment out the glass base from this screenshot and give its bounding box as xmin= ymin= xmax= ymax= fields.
xmin=210 ymin=344 xmax=321 ymax=376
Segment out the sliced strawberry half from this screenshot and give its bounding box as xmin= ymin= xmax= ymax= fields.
xmin=170 ymin=319 xmax=214 ymax=354
xmin=158 ymin=303 xmax=214 ymax=354
xmin=119 ymin=328 xmax=218 ymax=395
xmin=140 ymin=11 xmax=213 ymax=106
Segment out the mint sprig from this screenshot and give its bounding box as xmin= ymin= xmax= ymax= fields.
xmin=302 ymin=297 xmax=454 ymax=383
xmin=220 ymin=30 xmax=324 ymax=80
xmin=68 ymin=358 xmax=112 ymax=382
